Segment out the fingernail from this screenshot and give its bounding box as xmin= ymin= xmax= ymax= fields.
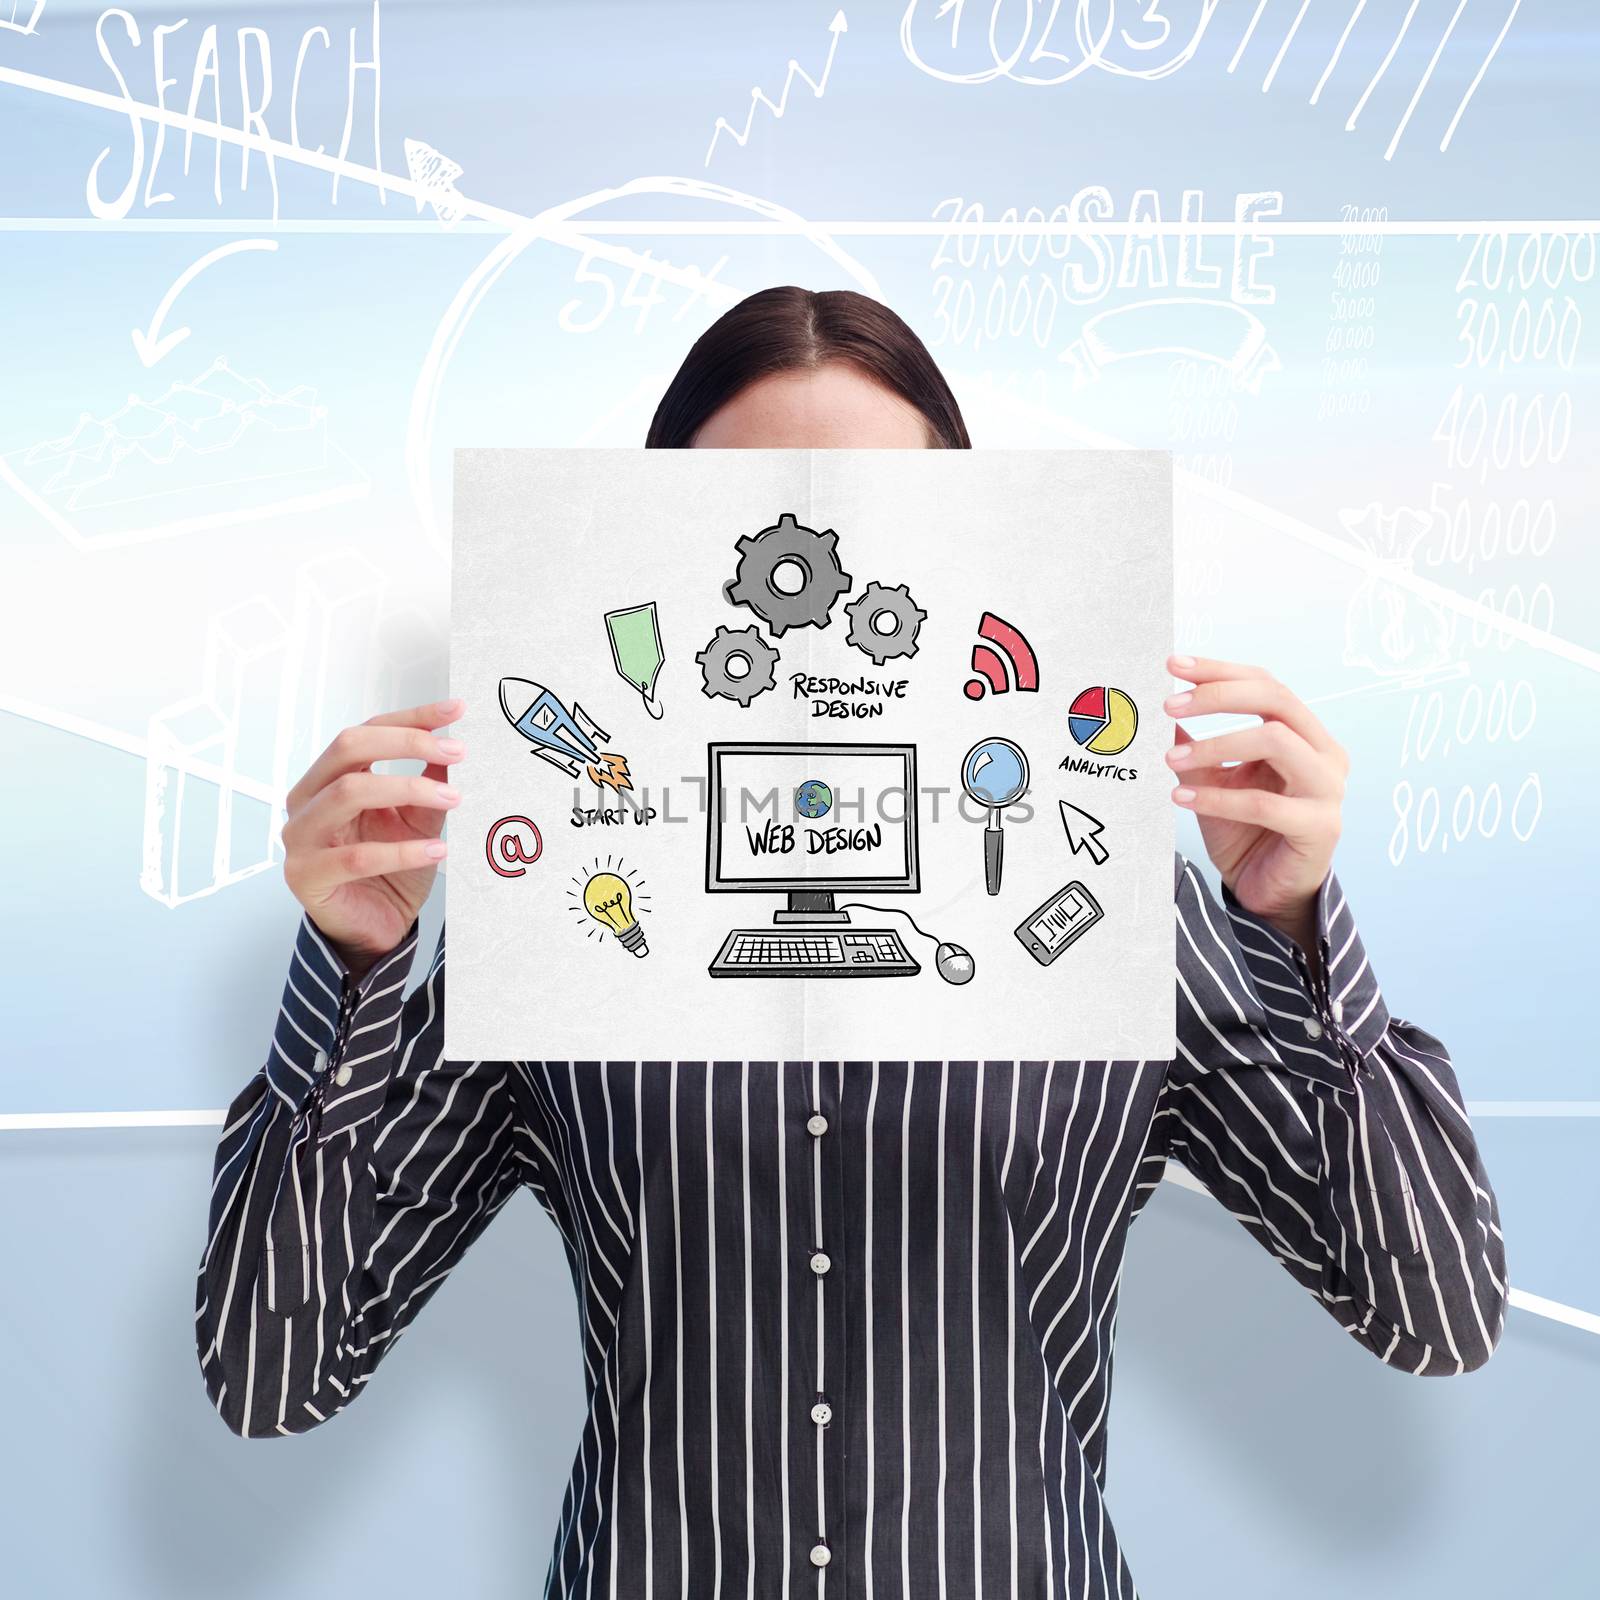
xmin=1167 ymin=745 xmax=1191 ymax=765
xmin=1171 ymin=654 xmax=1196 ymax=670
xmin=1165 ymin=692 xmax=1192 ymax=711
xmin=424 ymin=840 xmax=448 ymax=859
xmin=437 ymin=738 xmax=466 ymax=758
xmin=436 ymin=785 xmax=461 ymax=804
xmin=1172 ymin=787 xmax=1196 ymax=803
xmin=438 ymin=697 xmax=464 ymax=716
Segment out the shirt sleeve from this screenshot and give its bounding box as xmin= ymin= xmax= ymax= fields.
xmin=1165 ymin=855 xmax=1508 ymax=1375
xmin=194 ymin=915 xmax=524 ymax=1436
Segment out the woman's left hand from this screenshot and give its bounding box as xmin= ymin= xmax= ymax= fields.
xmin=1163 ymin=653 xmax=1347 ymax=963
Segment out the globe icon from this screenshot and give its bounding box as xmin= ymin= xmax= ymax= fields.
xmin=795 ymin=779 xmax=833 ymax=820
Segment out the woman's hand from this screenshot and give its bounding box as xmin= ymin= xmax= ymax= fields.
xmin=1163 ymin=655 xmax=1346 ymax=968
xmin=281 ymin=698 xmax=466 ymax=978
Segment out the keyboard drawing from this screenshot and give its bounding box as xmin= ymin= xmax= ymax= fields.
xmin=708 ymin=926 xmax=921 ymax=979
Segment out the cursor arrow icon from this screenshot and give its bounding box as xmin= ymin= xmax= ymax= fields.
xmin=1058 ymin=801 xmax=1109 ymax=866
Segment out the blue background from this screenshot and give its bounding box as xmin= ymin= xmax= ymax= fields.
xmin=3 ymin=2 xmax=1597 ymax=1595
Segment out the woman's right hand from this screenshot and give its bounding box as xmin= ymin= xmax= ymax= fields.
xmin=282 ymin=698 xmax=466 ymax=978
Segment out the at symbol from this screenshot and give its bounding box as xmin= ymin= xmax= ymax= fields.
xmin=487 ymin=816 xmax=543 ymax=877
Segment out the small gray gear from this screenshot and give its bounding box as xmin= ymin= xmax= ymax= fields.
xmin=844 ymin=580 xmax=928 ymax=665
xmin=722 ymin=511 xmax=852 ymax=637
xmin=695 ymin=624 xmax=779 ymax=707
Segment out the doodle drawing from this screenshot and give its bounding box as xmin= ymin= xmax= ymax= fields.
xmin=603 ymin=602 xmax=666 ymax=720
xmin=964 ymin=611 xmax=1039 ymax=700
xmin=499 ymin=677 xmax=632 ymax=791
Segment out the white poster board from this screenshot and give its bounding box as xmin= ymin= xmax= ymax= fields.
xmin=447 ymin=448 xmax=1173 ymax=1061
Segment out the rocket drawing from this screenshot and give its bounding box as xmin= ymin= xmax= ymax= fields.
xmin=498 ymin=677 xmax=632 ymax=790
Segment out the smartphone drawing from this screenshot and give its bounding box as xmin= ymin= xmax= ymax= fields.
xmin=1014 ymin=880 xmax=1104 ymax=966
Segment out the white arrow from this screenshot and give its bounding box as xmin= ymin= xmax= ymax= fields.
xmin=1058 ymin=800 xmax=1110 ymax=866
xmin=130 ymin=238 xmax=279 ymax=367
xmin=706 ymin=9 xmax=848 ymax=166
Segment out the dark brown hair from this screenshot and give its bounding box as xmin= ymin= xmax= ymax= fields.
xmin=645 ymin=286 xmax=971 ymax=450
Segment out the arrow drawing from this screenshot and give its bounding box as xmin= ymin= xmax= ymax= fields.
xmin=705 ymin=10 xmax=847 ymax=166
xmin=131 ymin=239 xmax=279 ymax=367
xmin=1058 ymin=800 xmax=1109 ymax=866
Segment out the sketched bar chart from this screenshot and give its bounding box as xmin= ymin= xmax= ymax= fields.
xmin=141 ymin=556 xmax=407 ymax=909
xmin=142 ymin=598 xmax=286 ymax=907
xmin=271 ymin=551 xmax=389 ymax=806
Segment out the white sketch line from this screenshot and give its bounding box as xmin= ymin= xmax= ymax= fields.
xmin=1439 ymin=0 xmax=1524 ymax=153
xmin=7 ymin=1101 xmax=1589 ymax=1132
xmin=1506 ymin=1290 xmax=1600 ymax=1339
xmin=1262 ymin=0 xmax=1311 ymax=93
xmin=974 ymin=382 xmax=1600 ymax=676
xmin=132 ymin=239 xmax=278 ymax=367
xmin=0 ymin=692 xmax=277 ymax=805
xmin=3 ymin=219 xmax=1597 ymax=238
xmin=0 ymin=63 xmax=712 ymax=298
xmin=401 ymin=175 xmax=881 ymax=554
xmin=1227 ymin=0 xmax=1272 ymax=73
xmin=1386 ymin=0 xmax=1468 ymax=161
xmin=1160 ymin=1162 xmax=1599 ymax=1338
xmin=705 ymin=9 xmax=847 ymax=167
xmin=2 ymin=1111 xmax=1585 ymax=1334
xmin=0 ymin=0 xmax=45 ymax=37
xmin=1346 ymin=0 xmax=1420 ymax=132
xmin=1312 ymin=0 xmax=1367 ymax=104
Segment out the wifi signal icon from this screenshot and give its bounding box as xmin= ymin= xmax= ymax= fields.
xmin=964 ymin=612 xmax=1039 ymax=700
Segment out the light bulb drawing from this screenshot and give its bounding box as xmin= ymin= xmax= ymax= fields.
xmin=569 ymin=858 xmax=651 ymax=957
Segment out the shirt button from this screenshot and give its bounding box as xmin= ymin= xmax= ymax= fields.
xmin=1302 ymin=1016 xmax=1324 ymax=1040
xmin=1330 ymin=998 xmax=1345 ymax=1024
xmin=806 ymin=1113 xmax=828 ymax=1137
xmin=810 ymin=1250 xmax=831 ymax=1276
xmin=809 ymin=1542 xmax=831 ymax=1568
xmin=312 ymin=1049 xmax=328 ymax=1075
xmin=334 ymin=1063 xmax=354 ymax=1087
xmin=811 ymin=1400 xmax=833 ymax=1425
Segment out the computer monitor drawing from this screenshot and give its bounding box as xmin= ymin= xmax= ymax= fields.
xmin=706 ymin=741 xmax=919 ymax=926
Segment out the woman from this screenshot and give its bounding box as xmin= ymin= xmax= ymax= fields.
xmin=195 ymin=288 xmax=1506 ymax=1598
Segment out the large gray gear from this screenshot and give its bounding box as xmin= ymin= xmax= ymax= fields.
xmin=844 ymin=580 xmax=928 ymax=665
xmin=695 ymin=624 xmax=779 ymax=707
xmin=722 ymin=511 xmax=852 ymax=637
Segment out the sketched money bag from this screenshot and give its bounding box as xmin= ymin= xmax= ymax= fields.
xmin=1338 ymin=502 xmax=1451 ymax=677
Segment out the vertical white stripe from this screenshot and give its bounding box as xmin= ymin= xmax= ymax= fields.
xmin=741 ymin=1063 xmax=755 ymax=1600
xmin=706 ymin=1066 xmax=724 ymax=1600
xmin=969 ymin=1061 xmax=985 ymax=1598
xmin=778 ymin=1068 xmax=792 ymax=1595
xmin=670 ymin=1063 xmax=688 ymax=1596
xmin=1346 ymin=0 xmax=1420 ymax=130
xmin=900 ymin=1066 xmax=913 ymax=1600
xmin=936 ymin=1062 xmax=950 ymax=1599
xmin=1000 ymin=1069 xmax=1020 ymax=1600
xmin=636 ymin=1069 xmax=655 ymax=1600
xmin=864 ymin=1062 xmax=881 ymax=1600
xmin=811 ymin=1063 xmax=827 ymax=1579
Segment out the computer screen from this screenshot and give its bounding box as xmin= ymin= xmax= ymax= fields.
xmin=706 ymin=742 xmax=920 ymax=893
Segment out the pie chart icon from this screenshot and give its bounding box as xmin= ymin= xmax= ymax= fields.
xmin=1068 ymin=686 xmax=1139 ymax=756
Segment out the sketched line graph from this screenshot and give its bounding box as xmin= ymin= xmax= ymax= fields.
xmin=705 ymin=8 xmax=848 ymax=166
xmin=0 ymin=357 xmax=367 ymax=551
xmin=900 ymin=0 xmax=1524 ymax=160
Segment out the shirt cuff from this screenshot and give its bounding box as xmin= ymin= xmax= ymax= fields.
xmin=264 ymin=914 xmax=421 ymax=1141
xmin=1219 ymin=871 xmax=1392 ymax=1083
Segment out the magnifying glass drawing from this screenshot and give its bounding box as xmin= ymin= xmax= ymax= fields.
xmin=961 ymin=736 xmax=1030 ymax=896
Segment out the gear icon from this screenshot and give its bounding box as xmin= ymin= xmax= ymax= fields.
xmin=695 ymin=624 xmax=780 ymax=707
xmin=844 ymin=581 xmax=928 ymax=665
xmin=722 ymin=511 xmax=852 ymax=637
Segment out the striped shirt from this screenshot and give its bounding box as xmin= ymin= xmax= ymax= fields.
xmin=195 ymin=854 xmax=1507 ymax=1598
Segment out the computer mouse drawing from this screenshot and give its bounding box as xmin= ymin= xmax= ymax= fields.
xmin=934 ymin=942 xmax=975 ymax=985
